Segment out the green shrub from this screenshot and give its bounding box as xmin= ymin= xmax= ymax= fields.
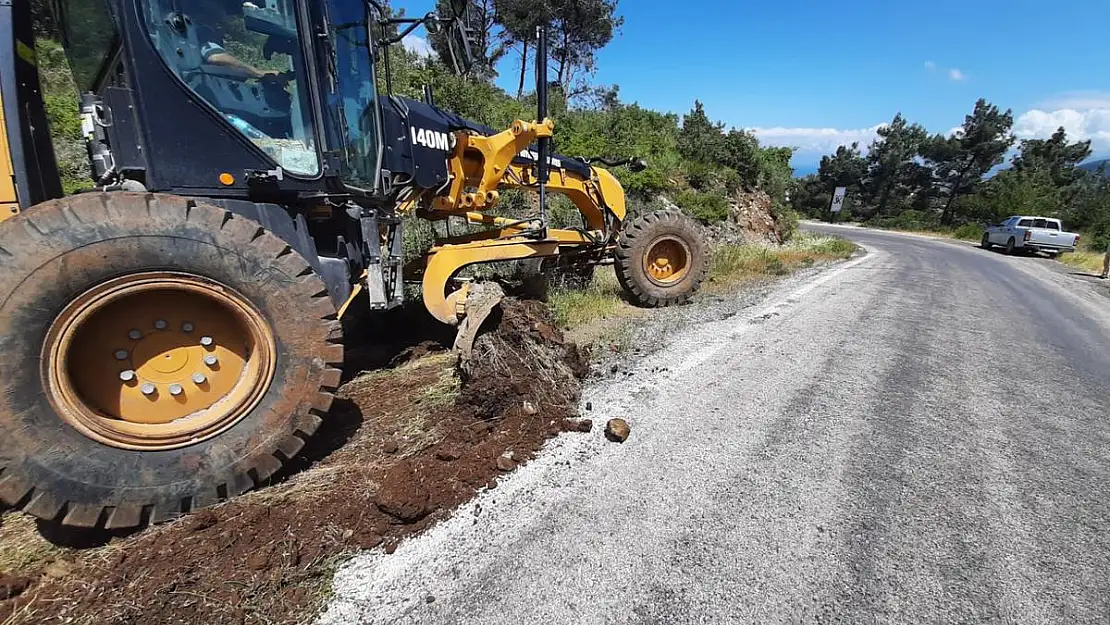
xmin=952 ymin=223 xmax=982 ymax=241
xmin=778 ymin=208 xmax=800 ymax=241
xmin=675 ymin=190 xmax=730 ymax=224
xmin=683 ymin=161 xmax=718 ymax=191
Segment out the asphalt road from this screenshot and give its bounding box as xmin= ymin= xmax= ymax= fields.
xmin=320 ymin=226 xmax=1110 ymax=625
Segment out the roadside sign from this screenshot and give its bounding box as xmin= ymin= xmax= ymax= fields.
xmin=830 ymin=187 xmax=847 ymax=213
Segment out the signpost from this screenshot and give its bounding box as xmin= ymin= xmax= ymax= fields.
xmin=830 ymin=187 xmax=847 ymax=213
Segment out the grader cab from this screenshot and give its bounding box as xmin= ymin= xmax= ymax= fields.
xmin=0 ymin=0 xmax=708 ymax=528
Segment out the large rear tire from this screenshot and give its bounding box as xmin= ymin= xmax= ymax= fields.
xmin=0 ymin=193 xmax=343 ymax=528
xmin=615 ymin=210 xmax=709 ymax=307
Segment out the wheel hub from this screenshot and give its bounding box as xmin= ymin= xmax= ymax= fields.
xmin=42 ymin=272 xmax=276 ymax=450
xmin=644 ymin=236 xmax=691 ymax=285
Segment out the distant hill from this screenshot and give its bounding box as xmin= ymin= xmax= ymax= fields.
xmin=1079 ymin=158 xmax=1109 ymax=174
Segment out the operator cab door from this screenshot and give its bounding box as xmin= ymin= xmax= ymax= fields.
xmin=58 ymin=0 xmax=330 ymax=192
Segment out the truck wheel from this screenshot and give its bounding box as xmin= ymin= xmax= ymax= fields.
xmin=1006 ymin=237 xmax=1016 ymax=255
xmin=0 ymin=193 xmax=343 ymax=528
xmin=615 ymin=210 xmax=709 ymax=307
xmin=980 ymin=232 xmax=992 ymax=249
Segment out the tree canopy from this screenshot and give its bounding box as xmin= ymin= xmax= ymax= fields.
xmin=791 ymin=99 xmax=1107 ymax=246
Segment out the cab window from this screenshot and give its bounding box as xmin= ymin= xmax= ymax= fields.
xmin=1018 ymin=219 xmax=1033 ymax=227
xmin=56 ymin=0 xmax=120 ymax=92
xmin=141 ymin=0 xmax=319 ymax=175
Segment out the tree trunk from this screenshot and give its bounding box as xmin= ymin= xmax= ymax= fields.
xmin=516 ymin=40 xmax=529 ymax=98
xmin=878 ymin=178 xmax=893 ymax=215
xmin=940 ymin=158 xmax=975 ymax=225
xmin=557 ymin=29 xmax=570 ymax=88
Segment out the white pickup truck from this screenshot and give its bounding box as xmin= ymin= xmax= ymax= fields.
xmin=981 ymin=216 xmax=1080 ymax=257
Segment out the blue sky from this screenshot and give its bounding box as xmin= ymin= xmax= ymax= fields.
xmin=404 ymin=0 xmax=1110 ymax=170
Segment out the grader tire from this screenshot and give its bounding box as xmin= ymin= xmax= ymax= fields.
xmin=0 ymin=193 xmax=343 ymax=529
xmin=615 ymin=210 xmax=709 ymax=307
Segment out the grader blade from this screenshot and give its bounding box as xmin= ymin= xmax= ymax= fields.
xmin=452 ymin=282 xmax=506 ymax=366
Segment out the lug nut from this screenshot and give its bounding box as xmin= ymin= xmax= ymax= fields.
xmin=140 ymin=382 xmax=156 ymax=396
xmin=128 ymin=329 xmax=143 ymax=340
xmin=200 ymin=336 xmax=214 ymax=347
xmin=204 ymin=354 xmax=218 ymax=367
xmin=114 ymin=349 xmax=129 ymax=361
xmin=192 ymin=372 xmax=207 ymax=384
xmin=154 ymin=319 xmax=168 ymax=330
xmin=182 ymin=322 xmax=194 ymax=333
xmin=119 ymin=370 xmax=136 ymax=382
xmin=169 ymin=383 xmax=183 ymax=396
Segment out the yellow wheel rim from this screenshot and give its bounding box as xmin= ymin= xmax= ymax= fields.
xmin=42 ymin=272 xmax=276 ymax=451
xmin=643 ymin=236 xmax=691 ymax=285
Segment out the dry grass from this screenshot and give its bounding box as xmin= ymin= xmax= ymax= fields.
xmin=0 ymin=514 xmax=68 ymax=578
xmin=709 ymin=234 xmax=856 ymax=290
xmin=548 ymin=268 xmax=628 ymax=329
xmin=1059 ymin=250 xmax=1106 ymax=274
xmin=548 ymin=234 xmax=857 ymax=338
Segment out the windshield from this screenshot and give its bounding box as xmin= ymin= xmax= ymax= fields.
xmin=324 ymin=0 xmax=381 ymax=190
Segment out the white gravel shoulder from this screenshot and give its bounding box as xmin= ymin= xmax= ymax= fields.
xmin=317 ymin=251 xmax=876 ymax=625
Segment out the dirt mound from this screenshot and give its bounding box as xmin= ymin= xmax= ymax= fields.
xmin=0 ymin=299 xmax=589 ymax=625
xmin=459 ymin=298 xmax=589 ymax=419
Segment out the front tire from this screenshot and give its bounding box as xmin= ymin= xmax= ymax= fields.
xmin=981 ymin=232 xmax=992 ymax=249
xmin=615 ymin=210 xmax=709 ymax=307
xmin=0 ymin=193 xmax=343 ymax=528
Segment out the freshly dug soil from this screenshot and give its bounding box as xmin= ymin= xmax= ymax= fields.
xmin=0 ymin=298 xmax=588 ymax=625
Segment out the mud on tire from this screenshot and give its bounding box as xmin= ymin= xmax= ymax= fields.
xmin=0 ymin=193 xmax=343 ymax=529
xmin=614 ymin=209 xmax=709 ymax=307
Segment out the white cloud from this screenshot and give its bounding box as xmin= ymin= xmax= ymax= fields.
xmin=1014 ymin=108 xmax=1110 ymax=152
xmin=924 ymin=60 xmax=937 ymax=71
xmin=751 ymin=124 xmax=884 ymax=156
xmin=948 ymin=68 xmax=967 ymax=81
xmin=403 ymin=36 xmax=435 ymax=58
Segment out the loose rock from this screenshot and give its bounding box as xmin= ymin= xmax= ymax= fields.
xmin=605 ymin=418 xmax=631 ymax=443
xmin=435 ymin=447 xmax=462 ymax=462
xmin=382 ymin=439 xmax=399 ymax=454
xmin=375 ymin=463 xmax=431 ymax=523
xmin=576 ymin=419 xmax=594 ymax=433
xmin=522 ymin=400 xmax=537 ymax=415
xmin=356 ymin=531 xmax=383 ymax=549
xmin=496 ymin=451 xmax=517 ymax=472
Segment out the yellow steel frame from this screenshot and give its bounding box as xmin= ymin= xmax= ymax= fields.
xmin=414 ymin=117 xmax=628 ymax=324
xmin=427 ymin=118 xmax=626 ymax=228
xmin=0 ymin=89 xmax=20 ymax=221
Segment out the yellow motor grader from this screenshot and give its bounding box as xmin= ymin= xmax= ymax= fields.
xmin=0 ymin=0 xmax=707 ymax=528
